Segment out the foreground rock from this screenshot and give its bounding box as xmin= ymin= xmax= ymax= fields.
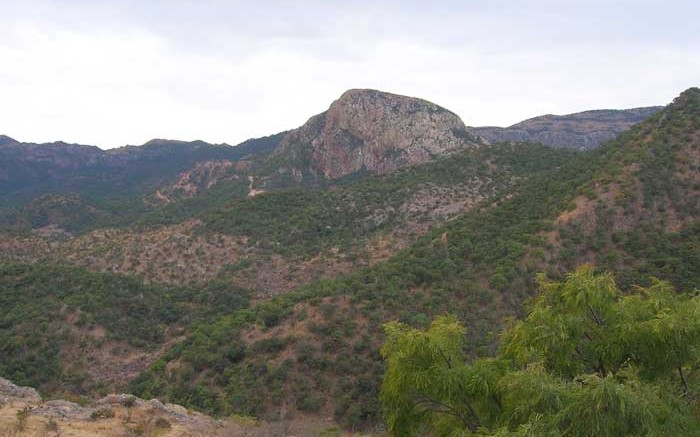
xmin=0 ymin=377 xmax=257 ymax=436
xmin=0 ymin=378 xmax=41 ymax=404
xmin=0 ymin=377 xmax=365 ymax=436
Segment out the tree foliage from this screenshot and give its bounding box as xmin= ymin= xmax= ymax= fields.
xmin=381 ymin=266 xmax=700 ymax=436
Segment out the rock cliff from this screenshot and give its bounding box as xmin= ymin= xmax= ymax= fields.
xmin=273 ymin=89 xmax=479 ymax=179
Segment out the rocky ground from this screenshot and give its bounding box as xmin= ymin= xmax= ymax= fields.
xmin=0 ymin=377 xmax=372 ymax=437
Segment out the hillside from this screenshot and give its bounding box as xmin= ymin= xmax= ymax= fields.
xmin=0 ymin=89 xmax=580 ymax=295
xmin=129 ymin=89 xmax=698 ymax=429
xmin=0 ymin=87 xmax=695 ymax=433
xmin=473 ymin=106 xmax=662 ymax=150
xmin=0 ymin=145 xmax=576 ymax=404
xmin=0 ymin=144 xmax=575 ymax=293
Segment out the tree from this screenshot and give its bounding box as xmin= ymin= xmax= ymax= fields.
xmin=380 ymin=265 xmax=700 ymax=436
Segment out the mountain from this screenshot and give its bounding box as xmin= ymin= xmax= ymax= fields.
xmin=129 ymin=89 xmax=698 ymax=429
xmin=0 ymin=91 xmax=658 ymax=225
xmin=0 ymin=133 xmax=285 ymax=233
xmin=270 ymin=89 xmax=480 ymax=180
xmin=0 ymin=143 xmax=574 ymax=289
xmin=0 ymin=143 xmax=576 ymax=431
xmin=0 ymin=87 xmax=696 ymax=433
xmin=0 ymin=134 xmax=18 ymax=146
xmin=0 ymin=97 xmax=660 ymax=213
xmin=473 ymin=106 xmax=662 ymax=150
xmin=0 ymin=133 xmax=284 ymax=208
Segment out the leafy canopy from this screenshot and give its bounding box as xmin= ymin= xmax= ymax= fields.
xmin=381 ymin=266 xmax=700 ymax=436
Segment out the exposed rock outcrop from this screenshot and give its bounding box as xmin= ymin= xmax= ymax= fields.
xmin=274 ymin=89 xmax=480 ymax=179
xmin=0 ymin=377 xmax=258 ymax=436
xmin=472 ymin=106 xmax=662 ymax=150
xmin=0 ymin=376 xmax=352 ymax=436
xmin=0 ymin=377 xmax=41 ymax=403
xmin=152 ymin=160 xmax=238 ymax=204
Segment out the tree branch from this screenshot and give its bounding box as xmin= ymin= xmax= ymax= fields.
xmin=586 ymin=304 xmax=603 ymax=326
xmin=413 ymin=393 xmax=479 ymax=433
xmin=436 ymin=347 xmax=453 ymax=369
xmin=679 ymin=366 xmax=691 ymax=401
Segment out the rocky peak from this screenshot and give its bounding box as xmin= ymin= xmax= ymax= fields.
xmin=274 ymin=89 xmax=479 ymax=179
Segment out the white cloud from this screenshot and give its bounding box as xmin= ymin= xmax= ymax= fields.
xmin=0 ymin=1 xmax=698 ymax=148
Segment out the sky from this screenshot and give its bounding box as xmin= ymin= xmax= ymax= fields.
xmin=0 ymin=0 xmax=698 ymax=149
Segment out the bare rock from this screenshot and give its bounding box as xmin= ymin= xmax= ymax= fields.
xmin=30 ymin=400 xmax=95 ymax=420
xmin=274 ymin=89 xmax=479 ymax=179
xmin=0 ymin=377 xmax=41 ymax=403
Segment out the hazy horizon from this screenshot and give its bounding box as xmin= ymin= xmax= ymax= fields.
xmin=1 ymin=0 xmax=698 ymax=149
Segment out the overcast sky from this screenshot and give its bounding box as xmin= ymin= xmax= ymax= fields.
xmin=0 ymin=0 xmax=698 ymax=149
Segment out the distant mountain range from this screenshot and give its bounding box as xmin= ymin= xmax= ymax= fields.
xmin=472 ymin=106 xmax=663 ymax=150
xmin=0 ymin=132 xmax=285 ymax=207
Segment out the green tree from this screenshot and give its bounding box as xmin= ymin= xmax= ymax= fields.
xmin=380 ymin=266 xmax=700 ymax=436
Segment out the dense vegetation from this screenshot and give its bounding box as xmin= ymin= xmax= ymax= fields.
xmin=130 ymin=89 xmax=699 ymax=429
xmin=382 ymin=267 xmax=700 ymax=436
xmin=0 ymin=89 xmax=697 ymax=432
xmin=0 ymin=133 xmax=284 ymax=232
xmin=201 ymin=143 xmax=577 ymax=256
xmin=128 ymin=143 xmax=589 ymax=424
xmin=0 ymin=264 xmax=250 ymax=396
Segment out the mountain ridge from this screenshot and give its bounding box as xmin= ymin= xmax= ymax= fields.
xmin=0 ymin=90 xmax=664 ymax=212
xmin=472 ymin=105 xmax=663 ymax=150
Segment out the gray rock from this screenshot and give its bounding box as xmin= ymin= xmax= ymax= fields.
xmin=274 ymin=89 xmax=480 ymax=179
xmin=0 ymin=377 xmax=41 ymax=403
xmin=30 ymin=400 xmax=95 ymax=420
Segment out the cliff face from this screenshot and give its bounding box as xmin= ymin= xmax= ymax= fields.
xmin=472 ymin=106 xmax=663 ymax=150
xmin=274 ymin=89 xmax=479 ymax=179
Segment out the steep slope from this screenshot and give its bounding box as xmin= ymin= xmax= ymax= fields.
xmin=131 ymin=89 xmax=698 ymax=430
xmin=473 ymin=106 xmax=662 ymax=150
xmin=268 ymin=89 xmax=480 ymax=181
